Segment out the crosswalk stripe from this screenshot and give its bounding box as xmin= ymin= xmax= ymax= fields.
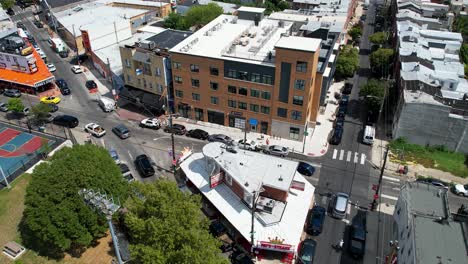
xmin=381 ymin=194 xmax=398 ymax=201
xmin=332 ymin=149 xmax=338 ymax=159
xmin=383 ymin=176 xmax=401 ymax=182
xmin=354 ymin=152 xmax=359 ymax=163
xmin=339 ymin=149 xmax=344 ymax=160
xmin=346 ymin=151 xmax=352 ymax=162
xmin=360 ymin=153 xmax=366 ymax=165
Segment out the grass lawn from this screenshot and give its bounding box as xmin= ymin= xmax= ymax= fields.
xmin=389 ymin=138 xmax=468 ymax=178
xmin=0 ymin=175 xmax=113 ymax=264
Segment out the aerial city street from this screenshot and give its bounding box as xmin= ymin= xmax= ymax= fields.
xmin=0 ymin=0 xmax=467 ymax=263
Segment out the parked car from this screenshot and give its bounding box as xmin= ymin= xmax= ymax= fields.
xmin=297 ymin=162 xmax=315 ymax=176
xmin=0 ymin=102 xmax=8 ymax=112
xmin=52 ymin=115 xmax=79 ymax=128
xmin=55 ymin=79 xmax=70 ymax=95
xmin=71 ymin=65 xmax=83 ymax=74
xmin=16 ymin=22 xmax=25 ymax=29
xmin=334 ymin=116 xmax=345 ymax=128
xmin=119 ymin=163 xmax=135 ymax=182
xmin=108 ymin=149 xmax=120 ymax=164
xmin=163 ymin=124 xmax=186 ymax=135
xmin=3 ymin=89 xmax=21 ymax=97
xmin=186 ymin=129 xmax=209 ymax=140
xmin=297 ymin=239 xmax=317 ymax=264
xmin=84 ymin=123 xmax=106 ymax=137
xmin=33 ymin=20 xmax=43 ymax=28
xmin=208 ymin=134 xmax=233 ymax=144
xmin=46 ymin=63 xmax=56 ymax=72
xmin=112 ymin=124 xmax=130 ymax=139
xmin=453 ymin=184 xmax=468 ymax=196
xmin=329 ymin=127 xmax=343 ymax=145
xmin=140 ymin=118 xmax=161 ymax=129
xmin=336 ymin=106 xmax=347 ymax=118
xmin=85 ymin=80 xmax=97 ymax=90
xmin=238 ymin=139 xmax=260 ymax=151
xmin=330 ymin=192 xmax=349 ymax=219
xmin=134 ymin=154 xmax=155 ymax=178
xmin=40 ymin=96 xmax=61 ymax=104
xmin=340 ymin=95 xmax=349 ymax=106
xmin=59 ymin=50 xmax=69 ymax=58
xmin=348 ymin=217 xmax=367 ymax=259
xmin=416 ymin=178 xmax=449 ymax=189
xmin=264 ymin=145 xmax=289 ymax=157
xmin=307 ymin=206 xmax=326 ymax=235
xmin=343 ymin=83 xmax=353 ymax=95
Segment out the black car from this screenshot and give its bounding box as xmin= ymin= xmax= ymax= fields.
xmin=16 ymin=22 xmax=26 ymax=30
xmin=343 ymin=83 xmax=353 ymax=95
xmin=334 ymin=116 xmax=345 ymax=128
xmin=119 ymin=163 xmax=130 ymax=174
xmin=186 ymin=129 xmax=209 ymax=140
xmin=329 ymin=127 xmax=343 ymax=145
xmin=134 ymin=154 xmax=155 ymax=178
xmin=298 ymin=239 xmax=316 ymax=264
xmin=340 ymin=95 xmax=349 ymax=106
xmin=52 ymin=115 xmax=79 ymax=128
xmin=163 ymin=124 xmax=186 ymax=135
xmin=3 ymin=89 xmax=21 ymax=97
xmin=297 ymin=162 xmax=315 ymax=176
xmin=55 ymin=79 xmax=71 ymax=95
xmin=348 ymin=219 xmax=367 ymax=259
xmin=6 ymin=8 xmax=14 ymax=16
xmin=34 ymin=20 xmax=43 ymax=28
xmin=307 ymin=206 xmax=326 ymax=235
xmin=112 ymin=124 xmax=130 ymax=139
xmin=59 ymin=50 xmax=69 ymax=58
xmin=85 ymin=80 xmax=97 ymax=90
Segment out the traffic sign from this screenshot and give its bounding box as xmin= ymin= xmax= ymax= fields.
xmin=249 ymin=118 xmax=258 ymax=126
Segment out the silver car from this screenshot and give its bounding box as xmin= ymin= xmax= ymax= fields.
xmin=0 ymin=102 xmax=8 ymax=112
xmin=264 ymin=145 xmax=289 ymax=157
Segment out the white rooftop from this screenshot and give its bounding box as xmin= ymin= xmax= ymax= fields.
xmin=137 ymin=25 xmax=167 ymax=35
xmin=237 ymin=6 xmax=266 ymax=13
xmin=112 ymin=0 xmax=170 ymax=7
xmin=180 ymin=148 xmax=315 ymax=249
xmin=275 ymin=36 xmax=321 ymax=53
xmin=198 ymin=0 xmax=237 ymax=14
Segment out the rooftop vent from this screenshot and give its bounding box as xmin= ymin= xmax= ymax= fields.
xmin=73 ymin=6 xmax=83 ymax=12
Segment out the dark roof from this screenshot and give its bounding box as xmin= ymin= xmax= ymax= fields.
xmin=145 ymin=30 xmax=192 ymax=49
xmin=44 ymin=0 xmax=84 ymax=8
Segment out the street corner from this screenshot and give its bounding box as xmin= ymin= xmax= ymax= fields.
xmin=115 ymin=108 xmax=147 ymax=122
xmin=306 ymin=142 xmax=329 ymax=157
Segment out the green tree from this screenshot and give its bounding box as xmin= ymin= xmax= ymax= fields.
xmin=164 ymin=13 xmax=188 ymax=30
xmin=0 ymin=0 xmax=15 ymax=9
xmin=21 ymin=144 xmax=129 ymax=258
xmin=31 ymin=103 xmax=50 ymax=122
xmin=185 ymin=3 xmax=223 ymax=29
xmin=335 ymin=45 xmax=359 ymax=79
xmin=359 ymin=79 xmax=386 ymax=111
xmin=369 ymin=32 xmax=388 ymax=46
xmin=124 ymin=180 xmax=228 ymax=264
xmin=7 ymin=98 xmax=24 ymax=113
xmin=370 ymin=48 xmax=394 ymax=75
xmin=348 ymin=25 xmax=362 ymax=42
xmin=454 ymin=16 xmax=468 ymax=39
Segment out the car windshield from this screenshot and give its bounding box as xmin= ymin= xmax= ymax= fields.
xmin=311 ymin=212 xmax=322 ymax=225
xmin=300 ymin=242 xmax=315 ymax=261
xmin=350 ymin=240 xmax=364 ymax=251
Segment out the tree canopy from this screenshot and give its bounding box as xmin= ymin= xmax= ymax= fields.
xmin=185 ymin=3 xmax=224 ymax=29
xmin=368 ymin=32 xmax=388 ymax=45
xmin=21 ymin=144 xmax=129 ymax=258
xmin=348 ymin=25 xmax=362 ymax=42
xmin=359 ymin=79 xmax=386 ymax=111
xmin=370 ymin=48 xmax=394 ymax=75
xmin=454 ymin=16 xmax=468 ymax=40
xmin=0 ymin=0 xmax=15 ymax=9
xmin=164 ymin=13 xmax=189 ymax=30
xmin=7 ymin=98 xmax=24 ymax=113
xmin=335 ymin=45 xmax=359 ymax=79
xmin=124 ymin=180 xmax=228 ymax=264
xmin=31 ymin=103 xmax=51 ymax=122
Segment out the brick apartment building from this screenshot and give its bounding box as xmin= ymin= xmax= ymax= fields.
xmin=169 ymin=7 xmax=322 ymax=141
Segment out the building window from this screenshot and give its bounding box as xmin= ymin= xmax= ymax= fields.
xmin=293 ymin=96 xmax=304 ymax=106
xmin=261 ymin=91 xmax=271 ymax=100
xmin=143 ymin=79 xmax=147 ymax=88
xmin=261 ymin=106 xmax=270 ymax=114
xmin=238 ymin=102 xmax=247 ymax=110
xmin=295 ymin=79 xmax=305 ymax=90
xmin=237 ymin=71 xmax=248 ymax=80
xmin=157 ymin=84 xmax=163 ymax=93
xmin=175 ymin=90 xmax=183 ymax=98
xmin=190 ymin=64 xmax=199 ymax=72
xmin=210 ymin=82 xmax=219 ymax=91
xmin=155 ymin=67 xmax=161 ymax=76
xmin=262 ymin=75 xmax=273 ymax=85
xmin=228 ymin=85 xmax=237 ymax=94
xmin=143 ymin=63 xmax=151 ymax=75
xmin=250 ymin=104 xmax=259 ymax=112
xmin=125 ymin=59 xmax=131 ymax=68
xmin=194 ymin=108 xmax=204 ymax=121
xmin=291 ymin=110 xmax=302 ymax=120
xmin=137 ymin=79 xmax=141 ymax=86
xmin=173 ymin=62 xmax=181 ymax=69
xmin=191 ymin=78 xmax=200 ymax=87
xmin=211 ymin=96 xmax=219 ymax=104
xmin=126 ymin=75 xmax=131 ymax=82
xmin=174 ymin=76 xmax=182 ymax=84
xmin=277 ymin=108 xmax=287 ymax=118
xmin=289 ymin=127 xmax=300 ymax=140
xmin=239 ymin=87 xmax=248 ymax=96
xmin=251 ymin=73 xmax=261 ymax=83
xmin=228 ymin=100 xmax=236 ymax=108
xmin=250 ymin=89 xmax=260 ymax=98
xmin=210 ymin=66 xmax=219 ymax=76
xmin=296 ymin=61 xmax=307 ymax=72
xmin=192 ymin=93 xmax=200 ymax=101
xmin=227 ymin=69 xmax=237 ymax=78
xmin=149 ymin=82 xmax=153 ymax=89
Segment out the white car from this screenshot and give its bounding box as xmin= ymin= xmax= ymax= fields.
xmin=71 ymin=65 xmax=83 ymax=74
xmin=47 ymin=63 xmax=56 ymax=72
xmin=84 ymin=123 xmax=106 ymax=137
xmin=453 ymin=184 xmax=468 ymax=196
xmin=238 ymin=139 xmax=260 ymax=151
xmin=140 ymin=118 xmax=161 ymax=129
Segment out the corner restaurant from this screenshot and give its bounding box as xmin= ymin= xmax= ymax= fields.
xmin=178 ymin=142 xmax=315 ymax=263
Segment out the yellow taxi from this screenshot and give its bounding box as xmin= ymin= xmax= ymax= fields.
xmin=40 ymin=96 xmax=61 ymax=104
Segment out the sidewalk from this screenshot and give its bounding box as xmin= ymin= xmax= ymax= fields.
xmin=81 ymin=66 xmax=113 ymax=97
xmin=171 ymin=81 xmax=345 ymax=157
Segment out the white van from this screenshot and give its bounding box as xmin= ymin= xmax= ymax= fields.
xmin=362 ymin=125 xmax=375 ymax=145
xmin=98 ymin=97 xmax=116 ymax=112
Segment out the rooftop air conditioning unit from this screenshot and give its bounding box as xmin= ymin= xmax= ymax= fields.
xmin=140 ymin=40 xmax=156 ymax=50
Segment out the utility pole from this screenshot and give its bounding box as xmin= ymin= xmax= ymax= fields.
xmin=371 ymin=145 xmax=388 ymax=211
xmin=72 ymin=24 xmax=78 ymax=61
xmin=455 ymin=123 xmax=467 ymax=153
xmin=167 ymin=112 xmax=176 ymax=176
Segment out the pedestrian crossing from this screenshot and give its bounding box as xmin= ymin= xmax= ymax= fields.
xmin=331 ymin=149 xmax=366 ymax=165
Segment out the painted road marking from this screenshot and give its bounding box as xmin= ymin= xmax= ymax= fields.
xmin=332 ymin=149 xmax=338 ymax=159
xmin=346 ymin=151 xmax=352 ymax=162
xmin=381 ymin=194 xmax=398 ymax=201
xmin=339 ymin=149 xmax=344 ymax=160
xmin=127 ymin=150 xmax=133 ymax=160
xmin=342 ymin=219 xmax=350 ymax=225
xmin=383 ymin=176 xmax=401 ymax=182
xmin=354 ymin=152 xmax=359 ymax=163
xmin=360 ymin=153 xmax=366 ymax=165
xmin=392 ymin=187 xmax=401 ymax=191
